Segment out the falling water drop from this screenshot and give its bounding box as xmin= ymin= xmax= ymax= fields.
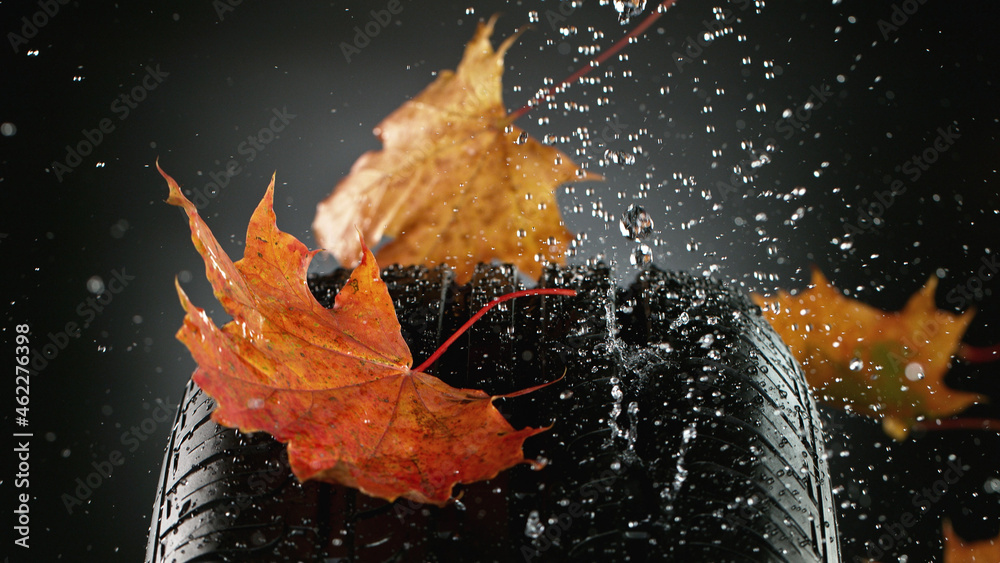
xmin=904 ymin=362 xmax=925 ymax=381
xmin=630 ymin=244 xmax=653 ymax=266
xmin=619 ymin=204 xmax=654 ymax=239
xmin=524 ymin=510 xmax=545 ymax=538
xmin=604 ymin=148 xmax=636 ymax=166
xmin=612 ymin=0 xmax=647 ymax=23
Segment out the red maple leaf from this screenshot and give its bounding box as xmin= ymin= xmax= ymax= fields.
xmin=159 ymin=162 xmax=572 ymax=505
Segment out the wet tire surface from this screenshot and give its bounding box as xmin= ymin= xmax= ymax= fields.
xmin=145 ymin=264 xmax=840 ymax=562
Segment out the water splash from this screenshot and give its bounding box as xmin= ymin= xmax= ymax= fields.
xmin=661 ymin=424 xmax=698 ymax=507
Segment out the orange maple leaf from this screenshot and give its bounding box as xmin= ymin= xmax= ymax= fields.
xmin=944 ymin=519 xmax=1000 ymax=562
xmin=160 ymin=162 xmax=557 ymax=505
xmin=753 ymin=269 xmax=984 ymax=440
xmin=312 ymin=15 xmax=599 ymax=283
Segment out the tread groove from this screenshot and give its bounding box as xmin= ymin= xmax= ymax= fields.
xmin=146 ymin=265 xmax=840 ymax=562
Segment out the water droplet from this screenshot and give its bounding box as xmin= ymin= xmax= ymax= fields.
xmin=654 ymin=342 xmax=673 ymax=353
xmin=604 ymin=148 xmax=636 ymax=166
xmin=904 ymin=362 xmax=925 ymax=381
xmin=87 ymin=276 xmax=105 ymax=294
xmin=524 ymin=510 xmax=545 ymax=538
xmin=110 ymin=219 xmax=130 ymax=239
xmin=630 ymin=244 xmax=652 ymax=266
xmin=514 ymin=131 xmax=529 ymax=145
xmin=611 ymin=384 xmax=624 ymax=402
xmin=671 ymin=311 xmax=690 ymax=329
xmin=849 ymin=357 xmax=863 ymax=372
xmin=985 ymin=477 xmax=1000 ymax=494
xmin=619 ymin=204 xmax=654 ymax=239
xmin=613 ymin=0 xmax=646 ymax=22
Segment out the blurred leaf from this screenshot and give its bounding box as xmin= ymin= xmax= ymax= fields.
xmin=944 ymin=519 xmax=1000 ymax=562
xmin=753 ymin=269 xmax=983 ymax=439
xmin=313 ymin=15 xmax=598 ymax=282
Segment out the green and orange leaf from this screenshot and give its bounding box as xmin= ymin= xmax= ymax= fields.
xmin=754 ymin=269 xmax=984 ymax=439
xmin=160 ymin=162 xmax=550 ymax=505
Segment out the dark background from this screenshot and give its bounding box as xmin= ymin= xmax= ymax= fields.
xmin=2 ymin=0 xmax=998 ymax=561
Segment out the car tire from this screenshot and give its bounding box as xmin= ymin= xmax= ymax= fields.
xmin=145 ymin=264 xmax=841 ymax=562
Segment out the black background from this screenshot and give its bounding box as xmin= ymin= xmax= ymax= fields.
xmin=2 ymin=0 xmax=998 ymax=561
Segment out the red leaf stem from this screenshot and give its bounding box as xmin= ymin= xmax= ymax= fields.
xmin=959 ymin=342 xmax=1000 ymax=364
xmin=414 ymin=288 xmax=576 ymax=373
xmin=911 ymin=418 xmax=1000 ymax=433
xmin=509 ymin=0 xmax=681 ymax=122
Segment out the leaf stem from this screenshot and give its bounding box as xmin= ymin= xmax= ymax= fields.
xmin=959 ymin=342 xmax=1000 ymax=364
xmin=911 ymin=418 xmax=1000 ymax=433
xmin=413 ymin=288 xmax=576 ymax=373
xmin=508 ymin=0 xmax=681 ymax=123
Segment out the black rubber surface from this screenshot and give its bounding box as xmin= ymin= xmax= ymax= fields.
xmin=145 ymin=264 xmax=841 ymax=562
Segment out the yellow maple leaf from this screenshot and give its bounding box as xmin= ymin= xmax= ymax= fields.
xmin=944 ymin=519 xmax=1000 ymax=562
xmin=753 ymin=269 xmax=984 ymax=439
xmin=313 ymin=15 xmax=599 ymax=282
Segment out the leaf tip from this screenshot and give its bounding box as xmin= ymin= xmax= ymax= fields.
xmin=158 ymin=162 xmax=191 ymax=210
xmin=353 ymin=225 xmax=377 ymax=266
xmin=808 ymin=265 xmax=829 ymax=288
xmin=484 ymin=12 xmax=501 ymax=32
xmin=881 ymin=417 xmax=910 ymax=441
